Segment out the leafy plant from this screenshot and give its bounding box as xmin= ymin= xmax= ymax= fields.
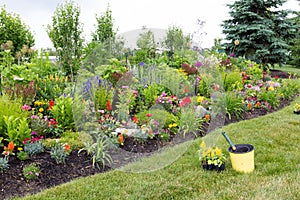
xmin=52 ymin=95 xmax=75 ymax=131
xmin=50 ymin=142 xmax=70 ymax=164
xmin=0 ymin=156 xmax=9 ymax=173
xmin=23 ymin=163 xmax=41 ymax=181
xmin=78 ymin=135 xmax=112 ymax=169
xmin=24 ymin=140 xmax=44 ymax=156
xmin=3 ymin=115 xmax=31 ymax=146
xmin=257 ymin=89 xmax=280 ymax=109
xmin=17 ymin=151 xmax=29 ymax=161
xmin=223 ymin=71 xmax=243 ymax=91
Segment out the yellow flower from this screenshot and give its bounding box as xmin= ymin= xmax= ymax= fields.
xmin=234 ymin=39 xmax=240 ymax=46
xmin=39 ymin=108 xmax=44 ymax=112
xmin=268 ymin=86 xmax=274 ymax=91
xmin=215 ymin=146 xmax=222 ymax=156
xmin=49 ymin=74 xmax=54 ymax=81
xmin=123 ymin=129 xmax=128 ymax=135
xmin=197 ymin=96 xmax=204 ymax=103
xmin=18 ymin=147 xmax=23 ymax=151
xmin=200 ymin=141 xmax=206 ymax=149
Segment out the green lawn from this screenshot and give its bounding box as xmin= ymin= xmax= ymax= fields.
xmin=15 ymin=80 xmax=300 ymax=200
xmin=274 ymin=65 xmax=300 ymax=77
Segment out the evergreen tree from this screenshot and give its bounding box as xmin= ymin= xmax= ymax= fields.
xmin=289 ymin=2 xmax=300 ymax=68
xmin=222 ymin=0 xmax=297 ymax=68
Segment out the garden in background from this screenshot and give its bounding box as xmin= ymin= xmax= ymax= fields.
xmin=1 ymin=0 xmax=300 ymax=199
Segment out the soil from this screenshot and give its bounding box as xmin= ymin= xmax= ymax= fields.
xmin=0 ymin=69 xmax=297 ymax=200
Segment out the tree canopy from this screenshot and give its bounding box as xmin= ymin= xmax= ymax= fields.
xmin=222 ymin=0 xmax=297 ymax=67
xmin=0 ymin=6 xmax=34 ymax=56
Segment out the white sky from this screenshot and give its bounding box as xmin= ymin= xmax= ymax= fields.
xmin=1 ymin=0 xmax=299 ymax=49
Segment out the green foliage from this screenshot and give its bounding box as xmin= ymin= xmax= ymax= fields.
xmin=17 ymin=151 xmax=29 ymax=161
xmin=223 ymin=71 xmax=243 ymax=91
xmin=222 ymin=0 xmax=297 ymax=67
xmin=50 ymin=142 xmax=68 ymax=164
xmin=164 ymin=25 xmax=192 ymax=53
xmin=23 ymin=163 xmax=41 ymax=181
xmin=47 ymin=0 xmax=84 ymax=82
xmin=258 ymin=89 xmax=280 ymax=109
xmin=52 ymin=95 xmax=75 ymax=132
xmin=0 ymin=96 xmax=28 ymax=139
xmin=179 ymin=105 xmax=201 ymax=137
xmin=137 ymin=30 xmax=156 ymax=50
xmin=91 ymin=6 xmax=116 ymax=42
xmin=0 ymin=6 xmax=35 ymax=56
xmin=24 ymin=141 xmax=44 ymax=156
xmin=224 ymin=92 xmax=245 ymax=120
xmin=289 ymin=11 xmax=300 ymax=67
xmin=0 ymin=156 xmax=9 ymax=173
xmin=3 ymin=115 xmax=31 ymax=146
xmin=78 ymin=134 xmax=112 ymax=169
xmin=278 ymin=79 xmax=299 ymax=100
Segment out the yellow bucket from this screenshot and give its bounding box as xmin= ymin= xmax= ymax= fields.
xmin=228 ymin=144 xmax=254 ymax=173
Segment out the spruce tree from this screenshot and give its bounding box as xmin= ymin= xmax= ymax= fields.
xmin=222 ymin=0 xmax=297 ymax=68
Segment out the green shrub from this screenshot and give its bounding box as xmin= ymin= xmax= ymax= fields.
xmin=0 ymin=96 xmax=29 ymax=141
xmin=52 ymin=95 xmax=75 ymax=132
xmin=17 ymin=151 xmax=29 ymax=161
xmin=223 ymin=71 xmax=243 ymax=91
xmin=258 ymin=89 xmax=280 ymax=109
xmin=278 ymin=79 xmax=299 ymax=100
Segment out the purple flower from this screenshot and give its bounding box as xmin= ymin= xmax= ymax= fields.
xmin=230 ymin=53 xmax=235 ymax=57
xmin=195 ymin=61 xmax=202 ymax=67
xmin=32 ymin=131 xmax=37 ymax=135
xmin=139 ymin=62 xmax=145 ymax=66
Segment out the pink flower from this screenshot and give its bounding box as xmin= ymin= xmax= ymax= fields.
xmin=146 ymin=113 xmax=152 ymax=117
xmin=22 ymin=104 xmax=31 ymax=111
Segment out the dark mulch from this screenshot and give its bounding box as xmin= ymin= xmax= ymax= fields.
xmin=0 ymin=69 xmax=297 ymax=200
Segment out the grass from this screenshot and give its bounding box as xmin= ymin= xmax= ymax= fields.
xmin=15 ymin=80 xmax=300 ymax=200
xmin=274 ymin=64 xmax=300 ymax=77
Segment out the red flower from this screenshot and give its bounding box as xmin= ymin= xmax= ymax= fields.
xmin=133 ymin=116 xmax=139 ymax=123
xmin=48 ymin=118 xmax=57 ymax=128
xmin=179 ymin=97 xmax=191 ymax=107
xmin=64 ymin=143 xmax=71 ymax=152
xmin=106 ymin=100 xmax=112 ymax=111
xmin=48 ymin=100 xmax=55 ymax=110
xmin=146 ymin=113 xmax=152 ymax=117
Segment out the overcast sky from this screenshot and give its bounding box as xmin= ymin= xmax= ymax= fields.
xmin=1 ymin=0 xmax=299 ymax=49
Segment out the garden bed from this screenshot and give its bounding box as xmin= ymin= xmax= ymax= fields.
xmin=1 ymin=92 xmax=295 ymax=200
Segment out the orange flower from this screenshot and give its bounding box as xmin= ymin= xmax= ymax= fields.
xmin=118 ymin=134 xmax=124 ymax=145
xmin=205 ymin=114 xmax=210 ymax=122
xmin=7 ymin=141 xmax=15 ymax=152
xmin=255 ymin=102 xmax=261 ymax=107
xmin=247 ymin=103 xmax=252 ymax=109
xmin=64 ymin=143 xmax=71 ymax=152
